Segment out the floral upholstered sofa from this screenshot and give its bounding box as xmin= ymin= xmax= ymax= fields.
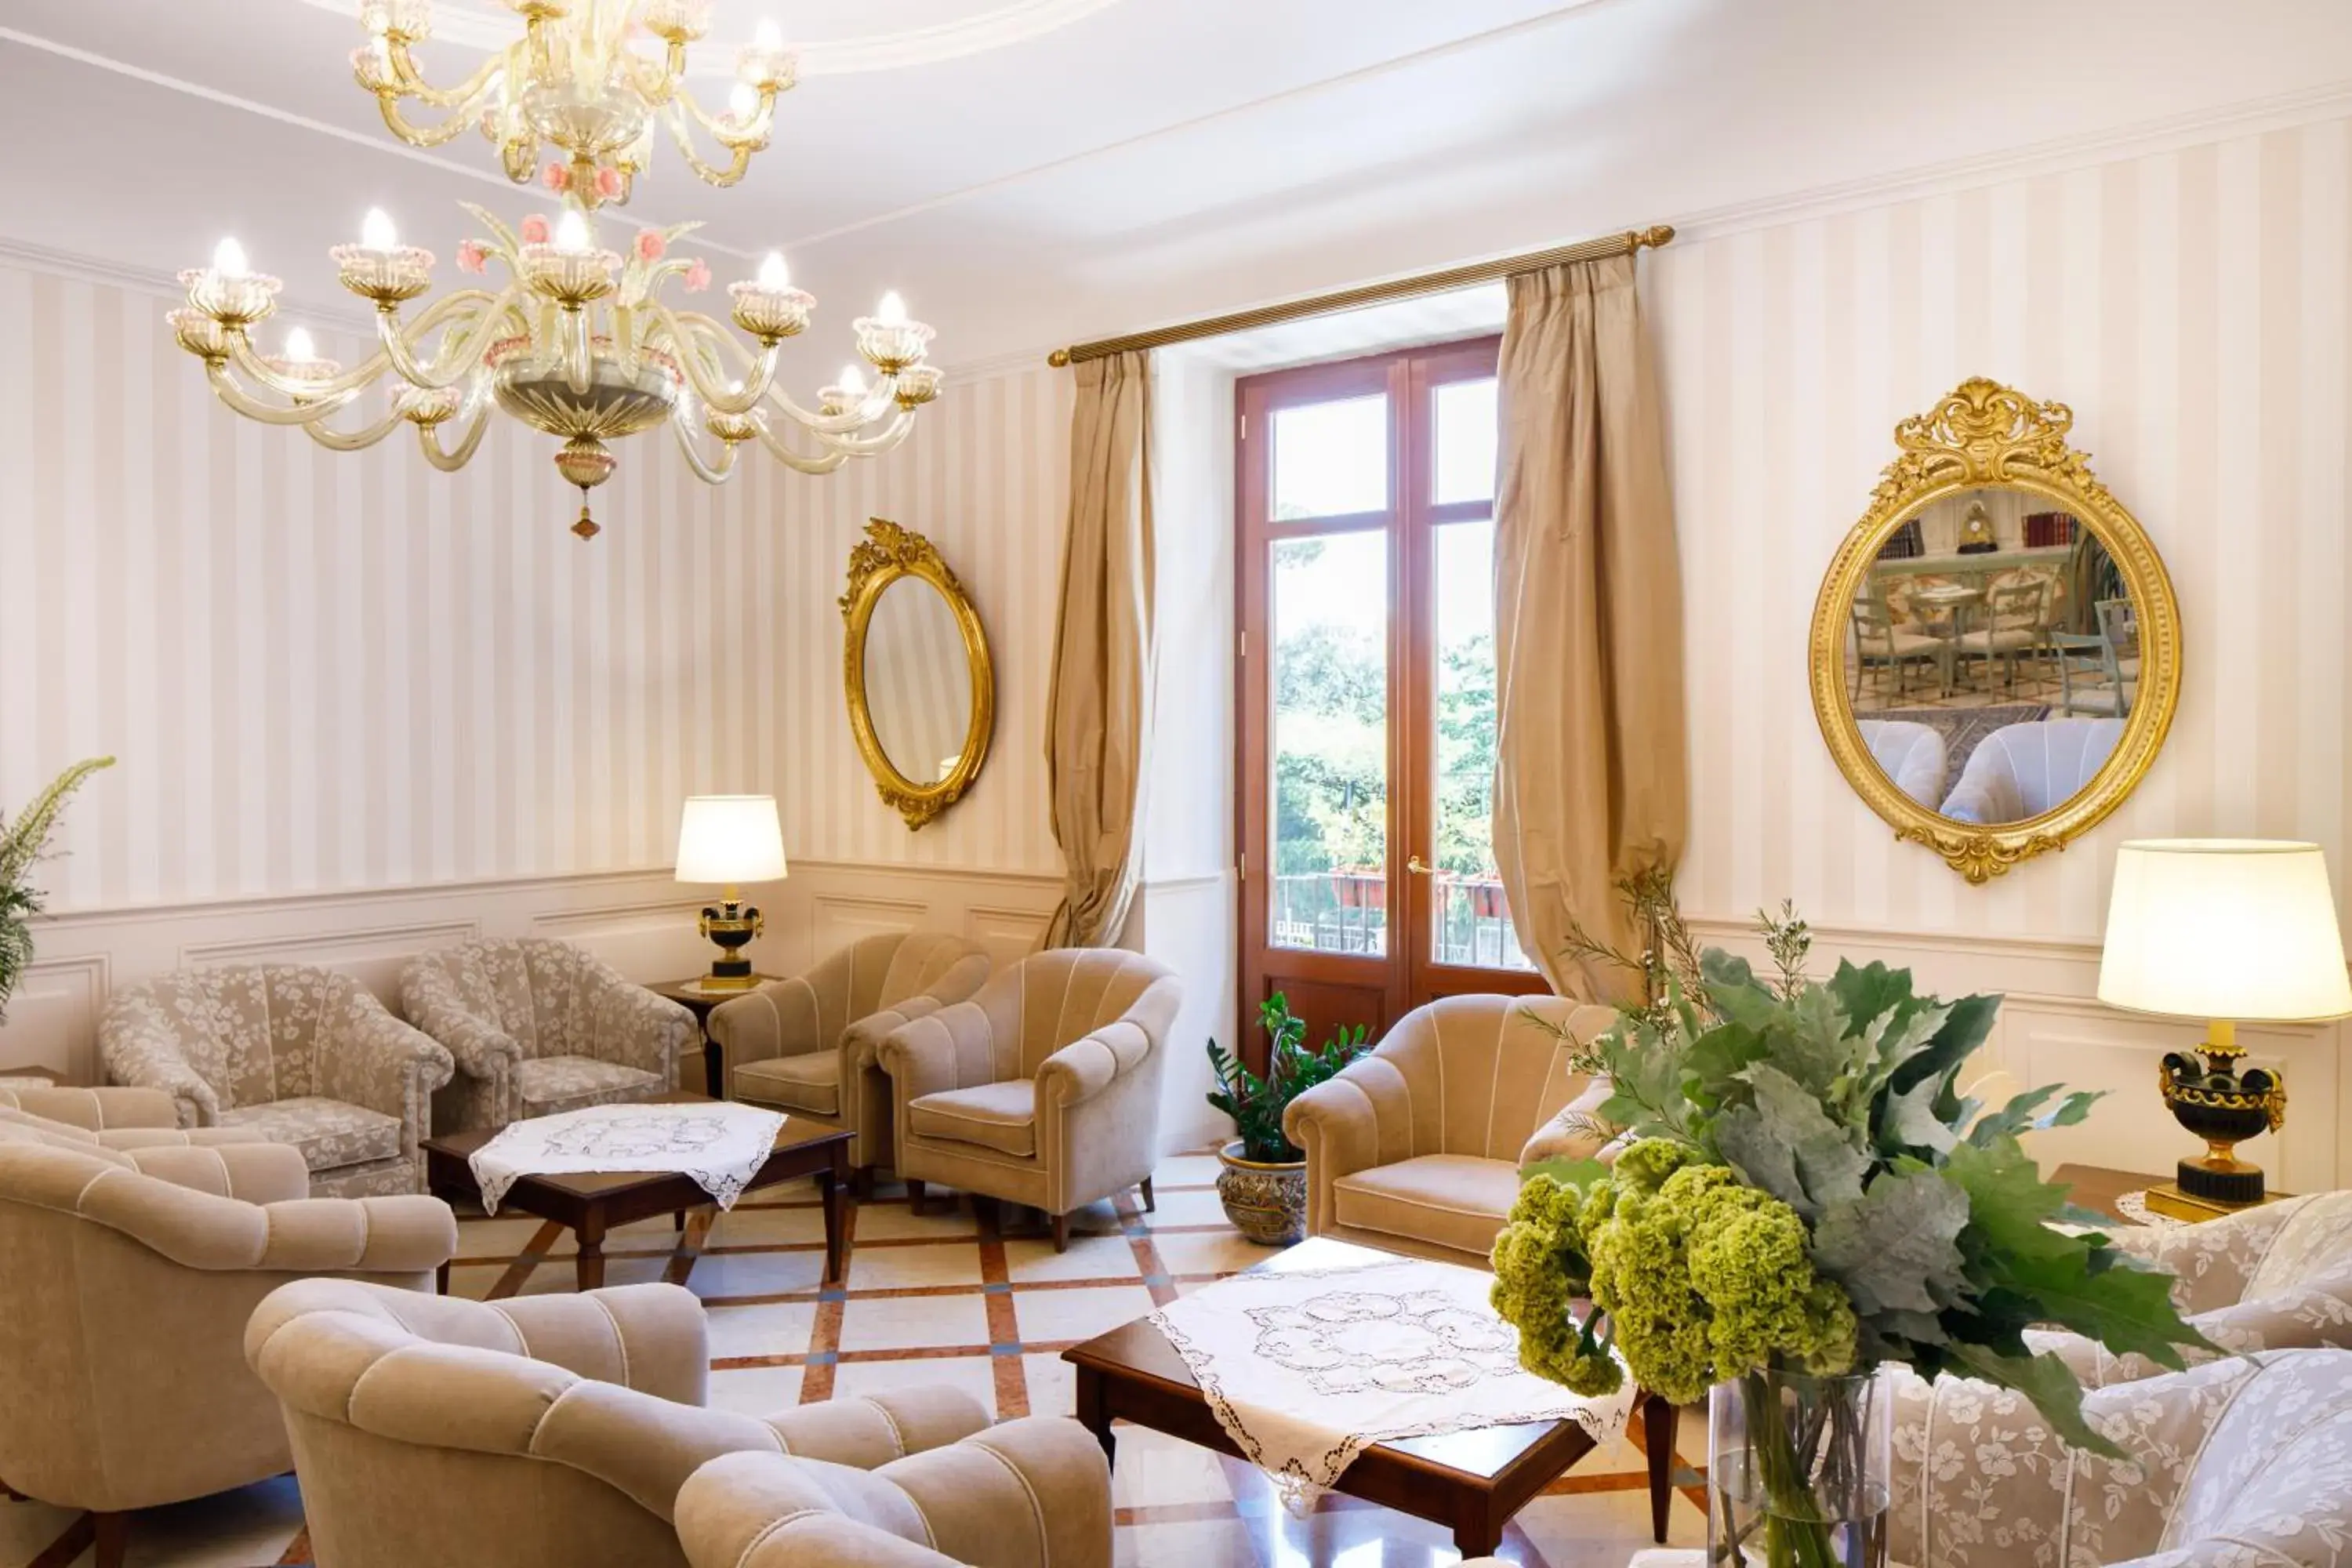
xmin=100 ymin=965 xmax=455 ymax=1196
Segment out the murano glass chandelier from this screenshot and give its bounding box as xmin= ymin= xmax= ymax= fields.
xmin=165 ymin=0 xmax=940 ymax=539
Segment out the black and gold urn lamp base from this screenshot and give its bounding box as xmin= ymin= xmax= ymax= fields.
xmin=2150 ymin=1021 xmax=2286 ymax=1221
xmin=696 ymin=888 xmax=765 ymax=992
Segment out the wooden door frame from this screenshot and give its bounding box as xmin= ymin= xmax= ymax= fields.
xmin=1233 ymin=336 xmax=1541 ymax=1072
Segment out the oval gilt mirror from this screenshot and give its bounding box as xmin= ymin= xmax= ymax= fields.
xmin=1809 ymin=379 xmax=2183 ymax=882
xmin=842 ymin=518 xmax=994 ymax=829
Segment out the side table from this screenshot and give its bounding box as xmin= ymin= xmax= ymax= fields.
xmin=649 ymin=975 xmax=779 ymax=1098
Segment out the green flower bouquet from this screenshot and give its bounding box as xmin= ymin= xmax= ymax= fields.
xmin=1490 ymin=907 xmax=2210 ymax=1568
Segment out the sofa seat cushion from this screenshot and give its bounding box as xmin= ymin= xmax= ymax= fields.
xmin=514 ymin=1056 xmax=666 ymax=1117
xmin=216 ymin=1095 xmax=404 ymax=1172
xmin=907 ymin=1080 xmax=1036 ymax=1158
xmin=734 ymin=1051 xmax=843 ymax=1117
xmin=1332 ymin=1154 xmax=1521 ymax=1259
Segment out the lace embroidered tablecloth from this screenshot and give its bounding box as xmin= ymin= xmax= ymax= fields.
xmin=1146 ymin=1252 xmax=1633 ymax=1512
xmin=468 ymin=1101 xmax=786 ymax=1214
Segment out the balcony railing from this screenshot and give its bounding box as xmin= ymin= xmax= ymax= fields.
xmin=1271 ymin=870 xmax=1533 ymax=971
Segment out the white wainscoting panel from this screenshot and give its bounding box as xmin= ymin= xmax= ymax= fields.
xmin=0 ymin=955 xmax=110 ymax=1082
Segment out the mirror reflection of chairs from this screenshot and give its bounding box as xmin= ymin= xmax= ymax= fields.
xmin=1849 ymin=594 xmax=1948 ymax=701
xmin=1950 ymin=578 xmax=2049 ymax=695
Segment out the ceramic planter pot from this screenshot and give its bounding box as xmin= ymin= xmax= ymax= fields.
xmin=1216 ymin=1139 xmax=1307 ymax=1246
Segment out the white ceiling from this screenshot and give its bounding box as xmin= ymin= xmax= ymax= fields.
xmin=5 ymin=0 xmax=2350 ymax=368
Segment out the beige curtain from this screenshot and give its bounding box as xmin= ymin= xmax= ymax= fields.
xmin=1042 ymin=350 xmax=1156 ymax=949
xmin=1492 ymin=254 xmax=1687 ymax=1000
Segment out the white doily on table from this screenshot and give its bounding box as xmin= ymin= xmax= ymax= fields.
xmin=468 ymin=1101 xmax=784 ymax=1214
xmin=1147 ymin=1253 xmax=1632 ymax=1515
xmin=2114 ymin=1189 xmax=2187 ymax=1228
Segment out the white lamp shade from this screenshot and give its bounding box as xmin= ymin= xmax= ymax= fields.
xmin=674 ymin=795 xmax=787 ymax=885
xmin=2099 ymin=840 xmax=2352 ymax=1022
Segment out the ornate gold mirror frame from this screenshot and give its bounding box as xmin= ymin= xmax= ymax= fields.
xmin=841 ymin=517 xmax=996 ymax=830
xmin=1809 ymin=378 xmax=2183 ymax=882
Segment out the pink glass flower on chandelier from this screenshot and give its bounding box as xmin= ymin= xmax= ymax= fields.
xmin=520 ymin=214 xmax=551 ymax=245
xmin=596 ymin=168 xmax=625 ymax=201
xmin=682 ymin=257 xmax=712 ymax=292
xmin=456 ymin=239 xmax=489 ymax=275
xmin=634 ymin=230 xmax=667 ymax=264
xmin=542 ymin=161 xmax=572 ymax=194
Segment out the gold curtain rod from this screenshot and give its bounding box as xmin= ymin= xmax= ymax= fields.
xmin=1045 ymin=223 xmax=1675 ymax=368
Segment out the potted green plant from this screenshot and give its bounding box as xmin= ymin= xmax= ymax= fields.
xmin=1206 ymin=994 xmax=1369 ymax=1245
xmin=0 ymin=757 xmax=114 ymax=1025
xmin=1490 ymin=904 xmax=2209 ymax=1568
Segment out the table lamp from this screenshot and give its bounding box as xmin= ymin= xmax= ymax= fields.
xmin=675 ymin=795 xmax=787 ymax=991
xmin=2098 ymin=840 xmax=2352 ymax=1218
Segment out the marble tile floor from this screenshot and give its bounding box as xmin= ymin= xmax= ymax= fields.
xmin=3 ymin=1149 xmax=1708 ymax=1566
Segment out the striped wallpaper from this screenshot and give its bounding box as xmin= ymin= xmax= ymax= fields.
xmin=0 ymin=262 xmax=1072 ymax=914
xmin=1650 ymin=114 xmax=2352 ymax=941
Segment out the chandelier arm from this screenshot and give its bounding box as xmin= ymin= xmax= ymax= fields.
xmin=300 ymin=403 xmax=412 ymax=452
xmin=375 ymin=285 xmax=524 ymax=391
xmin=416 ymin=399 xmax=495 ymax=472
xmin=673 ymin=83 xmax=775 ymax=146
xmin=763 ymin=374 xmax=907 ymax=437
xmin=375 ymin=93 xmax=488 ymax=150
xmin=381 ymin=38 xmax=506 ymax=112
xmin=802 ymin=406 xmax=918 ymax=458
xmin=224 ymin=336 xmax=394 ymax=402
xmin=667 ymin=411 xmax=744 ymax=485
xmin=659 ymin=103 xmax=760 ymax=188
xmin=621 ymin=42 xmax=686 ymax=109
xmin=204 ymin=362 xmax=362 ymax=426
xmin=643 ymin=306 xmax=781 ymax=415
xmin=746 ymin=413 xmax=852 ymax=476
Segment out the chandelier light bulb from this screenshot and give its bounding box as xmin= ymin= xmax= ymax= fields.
xmin=757 ymin=252 xmax=789 ymax=289
xmin=729 ymin=82 xmax=760 ymax=122
xmin=212 ymin=237 xmax=250 ymax=278
xmin=283 ymin=326 xmax=318 ymax=363
xmin=554 ymin=209 xmax=591 ymax=252
xmin=360 ymin=207 xmax=399 ymax=252
xmin=753 ymin=18 xmax=783 ymax=53
xmin=839 ymin=365 xmax=867 ymax=396
xmin=876 ymin=290 xmax=908 ymax=326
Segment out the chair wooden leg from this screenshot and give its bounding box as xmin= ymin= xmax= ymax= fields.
xmin=1051 ymin=1212 xmax=1070 ymax=1254
xmin=906 ymin=1180 xmax=926 ymax=1216
xmin=1139 ymin=1178 xmax=1156 ymax=1213
xmin=93 ymin=1512 xmax=129 ymax=1568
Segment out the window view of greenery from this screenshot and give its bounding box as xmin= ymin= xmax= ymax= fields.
xmin=1265 ymin=379 xmax=1531 ymax=969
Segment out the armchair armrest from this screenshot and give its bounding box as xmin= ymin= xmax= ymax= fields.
xmin=1284 ymin=1056 xmax=1406 ymax=1240
xmin=1036 ymin=1019 xmax=1153 ymax=1109
xmin=122 ymin=1142 xmax=314 ymax=1204
xmin=71 ymin=1166 xmax=456 ymax=1275
xmin=708 ymin=977 xmax=832 ymax=1087
xmin=99 ymin=1007 xmax=220 ymax=1127
xmin=586 ymin=965 xmax=692 ymax=1081
xmin=399 ymin=972 xmax=521 ymax=1081
xmin=318 ymin=987 xmax=456 ymax=1149
xmin=0 ymin=1083 xmax=183 ymax=1132
xmin=876 ymin=1002 xmax=1000 ymax=1103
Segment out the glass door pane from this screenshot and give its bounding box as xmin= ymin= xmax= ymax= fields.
xmin=1272 ymin=394 xmax=1388 ymax=519
xmin=1431 ymin=517 xmax=1534 ymax=971
xmin=1270 ymin=530 xmax=1388 ymax=956
xmin=1432 ymin=378 xmax=1498 ymax=503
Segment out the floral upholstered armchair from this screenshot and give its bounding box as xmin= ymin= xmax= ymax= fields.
xmin=399 ymin=937 xmax=694 ymax=1133
xmin=100 ymin=965 xmax=456 ymax=1196
xmin=1890 ymin=1349 xmax=2352 ymax=1568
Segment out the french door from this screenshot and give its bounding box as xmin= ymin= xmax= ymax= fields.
xmin=1236 ymin=337 xmax=1547 ymax=1062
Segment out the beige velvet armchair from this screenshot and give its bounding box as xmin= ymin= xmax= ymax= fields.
xmin=675 ymin=1425 xmax=1114 ymax=1568
xmin=1281 ymin=993 xmax=1619 ymax=1268
xmin=0 ymin=1088 xmax=456 ymax=1568
xmin=399 ymin=937 xmax=695 ymax=1133
xmin=708 ymin=931 xmax=991 ymax=1183
xmin=1890 ymin=1349 xmax=2352 ymax=1568
xmin=877 ymin=949 xmax=1181 ymax=1252
xmin=99 ymin=964 xmax=456 ymax=1196
xmin=245 ymin=1277 xmax=996 ymax=1568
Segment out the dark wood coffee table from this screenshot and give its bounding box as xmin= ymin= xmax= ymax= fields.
xmin=423 ymin=1091 xmax=851 ymax=1293
xmin=1062 ymin=1240 xmax=1679 ymax=1555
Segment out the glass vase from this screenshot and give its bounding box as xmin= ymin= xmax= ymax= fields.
xmin=1708 ymin=1367 xmax=1892 ymax=1568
